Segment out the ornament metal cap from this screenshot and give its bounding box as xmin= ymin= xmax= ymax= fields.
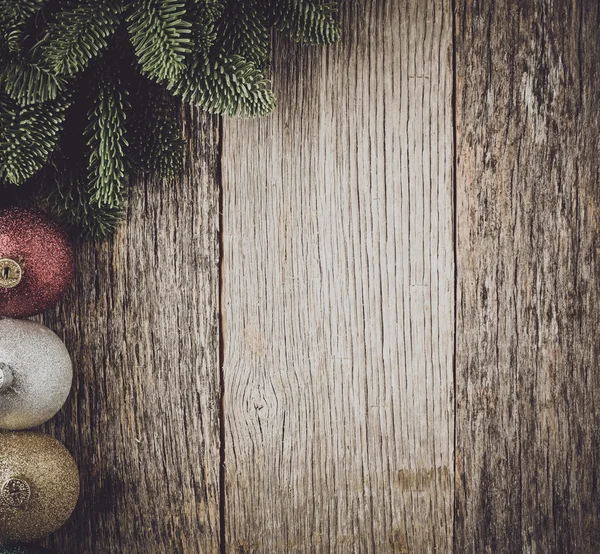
xmin=0 ymin=258 xmax=22 ymax=289
xmin=0 ymin=362 xmax=14 ymax=392
xmin=0 ymin=477 xmax=31 ymax=508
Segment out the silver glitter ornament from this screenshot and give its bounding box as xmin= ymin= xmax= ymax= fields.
xmin=0 ymin=318 xmax=72 ymax=430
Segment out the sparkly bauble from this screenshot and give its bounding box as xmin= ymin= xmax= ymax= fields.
xmin=0 ymin=433 xmax=79 ymax=542
xmin=0 ymin=209 xmax=74 ymax=318
xmin=0 ymin=546 xmax=51 ymax=553
xmin=0 ymin=319 xmax=72 ymax=430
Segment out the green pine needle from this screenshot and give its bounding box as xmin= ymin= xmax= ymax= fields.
xmin=0 ymin=59 xmax=67 ymax=105
xmin=127 ymin=0 xmax=192 ymax=86
xmin=0 ymin=0 xmax=48 ymax=27
xmin=0 ymin=94 xmax=69 ymax=185
xmin=0 ymin=0 xmax=340 ymax=238
xmin=129 ymin=79 xmax=185 ymax=179
xmin=186 ymin=0 xmax=223 ymax=52
xmin=268 ymin=0 xmax=341 ymax=44
xmin=172 ymin=52 xmax=275 ymax=117
xmin=85 ymin=64 xmax=129 ymax=210
xmin=42 ymin=166 xmax=125 ymax=238
xmin=217 ymin=0 xmax=270 ymax=66
xmin=39 ymin=0 xmax=122 ymax=76
xmin=0 ymin=0 xmax=49 ymax=52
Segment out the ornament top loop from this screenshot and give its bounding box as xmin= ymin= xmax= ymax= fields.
xmin=0 ymin=258 xmax=23 ymax=289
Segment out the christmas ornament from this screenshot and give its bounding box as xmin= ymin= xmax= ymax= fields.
xmin=0 ymin=318 xmax=72 ymax=430
xmin=0 ymin=209 xmax=74 ymax=318
xmin=0 ymin=546 xmax=51 ymax=554
xmin=0 ymin=0 xmax=341 ymax=238
xmin=0 ymin=433 xmax=79 ymax=542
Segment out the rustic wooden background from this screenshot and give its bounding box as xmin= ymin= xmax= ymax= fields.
xmin=31 ymin=0 xmax=600 ymax=552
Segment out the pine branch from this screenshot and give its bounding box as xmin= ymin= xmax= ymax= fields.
xmin=127 ymin=0 xmax=192 ymax=86
xmin=216 ymin=0 xmax=270 ymax=67
xmin=266 ymin=0 xmax=341 ymax=44
xmin=0 ymin=0 xmax=341 ymax=238
xmin=128 ymin=78 xmax=185 ymax=179
xmin=36 ymin=78 xmax=124 ymax=238
xmin=0 ymin=58 xmax=67 ymax=104
xmin=0 ymin=0 xmax=49 ymax=53
xmin=0 ymin=0 xmax=48 ymax=24
xmin=0 ymin=0 xmax=68 ymax=106
xmin=38 ymin=0 xmax=121 ymax=76
xmin=0 ymin=93 xmax=69 ymax=185
xmin=40 ymin=165 xmax=124 ymax=238
xmin=186 ymin=0 xmax=223 ymax=52
xmin=171 ymin=52 xmax=275 ymax=117
xmin=85 ymin=63 xmax=128 ymax=210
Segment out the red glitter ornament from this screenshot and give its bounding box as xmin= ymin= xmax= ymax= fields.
xmin=0 ymin=209 xmax=74 ymax=318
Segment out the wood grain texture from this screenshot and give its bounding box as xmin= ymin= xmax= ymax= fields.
xmin=455 ymin=2 xmax=600 ymax=552
xmin=221 ymin=1 xmax=454 ymax=552
xmin=39 ymin=109 xmax=222 ymax=554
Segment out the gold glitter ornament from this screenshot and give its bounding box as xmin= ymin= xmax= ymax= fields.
xmin=0 ymin=433 xmax=79 ymax=542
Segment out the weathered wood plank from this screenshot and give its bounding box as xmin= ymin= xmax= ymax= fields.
xmin=222 ymin=1 xmax=454 ymax=552
xmin=39 ymin=108 xmax=222 ymax=554
xmin=455 ymin=1 xmax=600 ymax=552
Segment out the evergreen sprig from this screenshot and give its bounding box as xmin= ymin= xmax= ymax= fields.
xmin=269 ymin=0 xmax=341 ymax=44
xmin=85 ymin=62 xmax=129 ymax=210
xmin=0 ymin=0 xmax=341 ymax=237
xmin=0 ymin=0 xmax=48 ymax=53
xmin=127 ymin=0 xmax=192 ymax=86
xmin=0 ymin=59 xmax=67 ymax=105
xmin=216 ymin=0 xmax=270 ymax=66
xmin=0 ymin=93 xmax=70 ymax=185
xmin=129 ymin=78 xmax=185 ymax=179
xmin=39 ymin=0 xmax=122 ymax=77
xmin=171 ymin=52 xmax=276 ymax=116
